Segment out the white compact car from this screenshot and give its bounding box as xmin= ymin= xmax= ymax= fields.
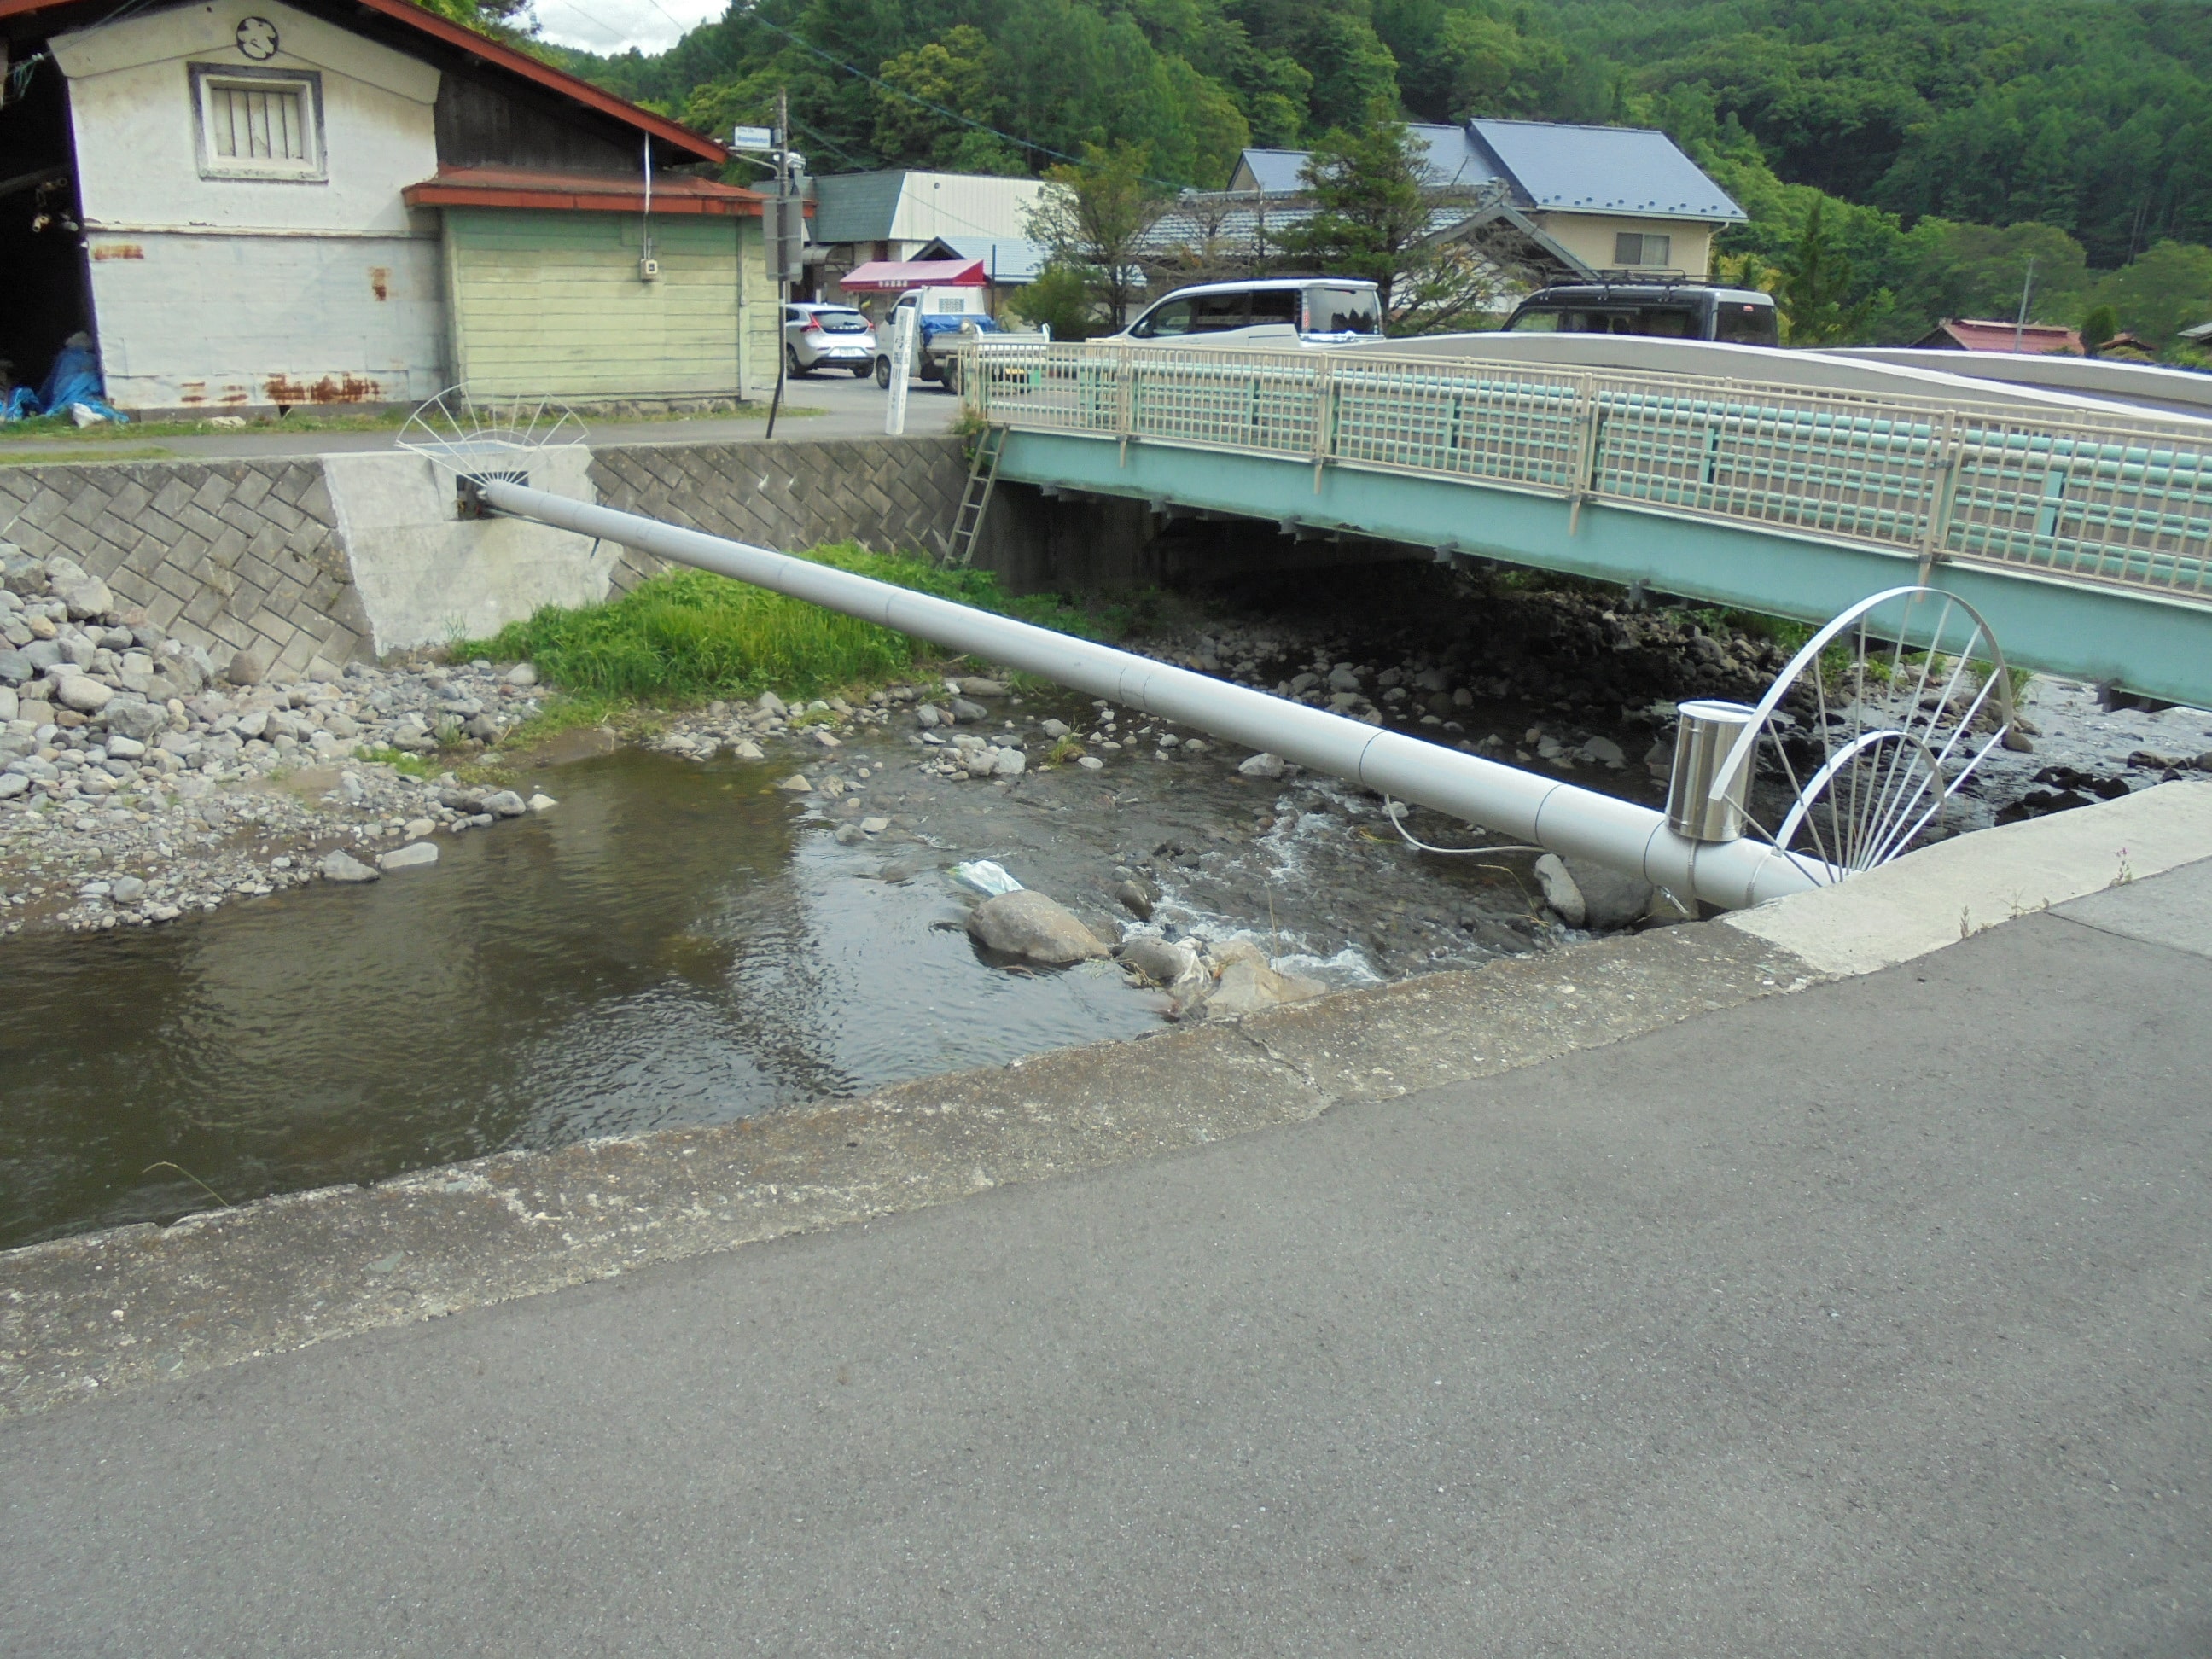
xmin=783 ymin=303 xmax=877 ymax=377
xmin=1109 ymin=278 xmax=1385 ymax=347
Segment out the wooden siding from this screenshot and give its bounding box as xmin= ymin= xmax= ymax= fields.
xmin=445 ymin=208 xmax=777 ymax=401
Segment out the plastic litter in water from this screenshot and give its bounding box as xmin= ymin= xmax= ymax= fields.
xmin=948 ymin=859 xmax=1023 ymax=897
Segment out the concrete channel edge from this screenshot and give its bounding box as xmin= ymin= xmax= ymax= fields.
xmin=4 ymin=780 xmax=2207 ymax=1420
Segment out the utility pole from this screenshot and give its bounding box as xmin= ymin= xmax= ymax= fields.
xmin=2011 ymin=255 xmax=2037 ymax=354
xmin=765 ymin=89 xmax=790 ymax=439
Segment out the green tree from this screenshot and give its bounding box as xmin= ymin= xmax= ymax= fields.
xmin=2079 ymin=303 xmax=2119 ymax=356
xmin=1025 ymin=143 xmax=1166 ymax=328
xmin=2087 ymin=241 xmax=2212 ymax=346
xmin=873 ymin=27 xmax=1012 ymax=170
xmin=1009 ymin=266 xmax=1099 ymax=338
xmin=1777 ymin=199 xmax=1877 ymax=344
xmin=1272 ymin=102 xmax=1429 ymax=311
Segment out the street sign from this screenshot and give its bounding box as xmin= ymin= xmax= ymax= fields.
xmin=731 ymin=125 xmax=776 ymax=150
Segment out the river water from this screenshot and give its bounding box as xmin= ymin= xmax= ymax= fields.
xmin=6 ymin=584 xmax=2202 ymax=1252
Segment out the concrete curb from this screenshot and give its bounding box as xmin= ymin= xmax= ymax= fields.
xmin=1722 ymin=778 xmax=2212 ymax=975
xmin=6 ymin=782 xmax=2206 ymax=1419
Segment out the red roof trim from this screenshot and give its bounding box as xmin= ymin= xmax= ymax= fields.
xmin=0 ymin=0 xmax=725 ymax=165
xmin=405 ymin=167 xmax=765 ymax=216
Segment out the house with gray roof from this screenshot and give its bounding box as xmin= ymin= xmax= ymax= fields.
xmin=1213 ymin=119 xmax=1744 ymax=285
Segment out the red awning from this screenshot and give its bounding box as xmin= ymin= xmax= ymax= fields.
xmin=838 ymin=259 xmax=988 ymax=292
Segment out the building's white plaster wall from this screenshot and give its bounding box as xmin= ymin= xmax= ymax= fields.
xmin=54 ymin=0 xmax=448 ymax=409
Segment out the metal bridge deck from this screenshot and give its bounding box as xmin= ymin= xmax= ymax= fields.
xmin=962 ymin=341 xmax=2212 ymax=707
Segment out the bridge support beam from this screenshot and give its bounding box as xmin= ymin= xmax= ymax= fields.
xmin=998 ymin=431 xmax=2212 ymax=710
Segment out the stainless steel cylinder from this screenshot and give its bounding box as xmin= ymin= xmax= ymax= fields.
xmin=1667 ymin=699 xmax=1758 ymax=842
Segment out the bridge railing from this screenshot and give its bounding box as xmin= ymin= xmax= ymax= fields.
xmin=958 ymin=340 xmax=2212 ymax=604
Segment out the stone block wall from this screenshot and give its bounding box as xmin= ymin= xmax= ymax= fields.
xmin=587 ymin=436 xmax=972 ymax=592
xmin=0 ymin=458 xmax=375 ymax=675
xmin=0 ymin=437 xmax=992 ymax=668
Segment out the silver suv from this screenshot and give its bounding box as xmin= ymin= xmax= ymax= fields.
xmin=783 ymin=303 xmax=877 ymax=377
xmin=1112 ymin=278 xmax=1384 ymax=346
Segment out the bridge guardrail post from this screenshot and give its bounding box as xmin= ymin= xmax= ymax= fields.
xmin=1917 ymin=410 xmax=1960 ymax=583
xmin=1312 ymin=356 xmax=1336 ymax=493
xmin=1116 ymin=345 xmax=1134 ymax=467
xmin=1567 ymin=373 xmax=1601 ymax=533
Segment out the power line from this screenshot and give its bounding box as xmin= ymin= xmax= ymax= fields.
xmin=736 ymin=11 xmax=1179 ymax=188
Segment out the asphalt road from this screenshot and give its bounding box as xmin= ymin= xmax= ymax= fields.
xmin=3 ymin=867 xmax=2208 ymax=1656
xmin=0 ymin=371 xmax=958 ymax=464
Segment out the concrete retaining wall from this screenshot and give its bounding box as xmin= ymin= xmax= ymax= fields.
xmin=0 ymin=435 xmax=983 ymax=668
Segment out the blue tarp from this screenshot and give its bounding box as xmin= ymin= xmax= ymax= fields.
xmin=0 ymin=335 xmax=128 ymax=423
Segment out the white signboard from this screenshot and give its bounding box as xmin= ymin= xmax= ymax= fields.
xmin=731 ymin=125 xmax=776 ymax=150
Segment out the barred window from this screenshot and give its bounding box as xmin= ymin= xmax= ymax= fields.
xmin=192 ymin=67 xmax=324 ymax=181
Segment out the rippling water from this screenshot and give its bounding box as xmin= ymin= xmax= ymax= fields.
xmin=0 ymin=749 xmax=1164 ymax=1250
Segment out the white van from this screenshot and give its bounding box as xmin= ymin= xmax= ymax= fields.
xmin=1109 ymin=278 xmax=1384 ymax=347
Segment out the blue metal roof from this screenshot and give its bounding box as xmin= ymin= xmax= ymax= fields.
xmin=1467 ymin=119 xmax=1744 ymax=221
xmin=1232 ymin=127 xmax=1504 ymax=194
xmin=919 ymin=236 xmax=1047 ymax=284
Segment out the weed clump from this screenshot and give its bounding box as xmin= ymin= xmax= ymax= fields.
xmin=453 ymin=543 xmax=1122 ymax=702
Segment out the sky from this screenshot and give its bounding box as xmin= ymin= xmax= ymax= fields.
xmin=533 ymin=0 xmax=721 ymax=55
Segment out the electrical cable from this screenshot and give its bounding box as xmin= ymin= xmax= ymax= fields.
xmin=1380 ymin=796 xmax=1541 ymax=857
xmin=734 ymin=11 xmax=1182 ymax=187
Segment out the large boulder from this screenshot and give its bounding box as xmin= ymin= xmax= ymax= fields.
xmin=1114 ymin=934 xmax=1196 ymax=986
xmin=1568 ymin=859 xmax=1655 ymax=930
xmin=1531 ymin=853 xmax=1586 ymax=927
xmin=966 ymin=889 xmax=1109 ymax=965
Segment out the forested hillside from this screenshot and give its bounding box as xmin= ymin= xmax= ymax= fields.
xmin=520 ymin=0 xmax=2212 ymax=346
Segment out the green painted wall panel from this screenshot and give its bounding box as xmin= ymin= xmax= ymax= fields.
xmin=445 ymin=209 xmax=776 ymax=401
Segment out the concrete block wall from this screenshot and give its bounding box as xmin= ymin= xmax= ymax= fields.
xmin=587 ymin=437 xmax=973 ymax=591
xmin=0 ymin=436 xmax=987 ymax=667
xmin=0 ymin=457 xmax=373 ymax=676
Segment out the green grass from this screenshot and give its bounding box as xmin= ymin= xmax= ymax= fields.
xmin=357 ymin=745 xmax=446 ymax=778
xmin=450 ymin=544 xmax=1133 ymax=704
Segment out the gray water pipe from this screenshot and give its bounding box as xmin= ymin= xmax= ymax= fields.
xmin=476 ymin=479 xmax=1828 ymax=911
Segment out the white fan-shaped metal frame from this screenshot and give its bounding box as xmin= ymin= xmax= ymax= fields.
xmin=1711 ymin=585 xmax=2015 ymax=882
xmin=396 ymin=387 xmax=586 ymax=480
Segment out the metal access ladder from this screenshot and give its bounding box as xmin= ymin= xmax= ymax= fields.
xmin=946 ymin=423 xmax=1006 ymax=568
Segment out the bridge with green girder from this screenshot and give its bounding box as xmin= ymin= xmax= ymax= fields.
xmin=958 ymin=341 xmax=2212 ymax=709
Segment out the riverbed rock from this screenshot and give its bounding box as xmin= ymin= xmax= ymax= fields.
xmin=319 ymin=850 xmax=380 ymax=883
xmin=914 ymin=703 xmax=942 ymax=727
xmin=506 ymin=662 xmax=538 ymax=687
xmin=0 ymin=649 xmax=31 ymax=687
xmin=834 ymin=824 xmax=866 ymax=844
xmin=103 ymin=697 xmax=166 ymax=742
xmin=992 ymin=747 xmax=1027 ymax=777
xmin=756 ymin=691 xmax=789 ymax=717
xmin=47 ymin=561 xmax=114 ymax=621
xmin=777 ymin=773 xmax=812 ymax=792
xmin=1039 ymin=719 xmax=1069 ymax=739
xmin=1327 ymin=664 xmax=1362 ymax=692
xmin=1112 ymin=877 xmax=1156 ymax=920
xmin=225 ymin=647 xmax=266 ymax=686
xmin=965 ymin=889 xmax=1109 ymax=965
xmin=1203 ymin=951 xmax=1327 ymax=1018
xmin=958 ymin=678 xmax=1007 ymax=697
xmin=1115 ymin=934 xmax=1194 ymax=986
xmin=482 ymin=790 xmax=527 ymax=818
xmin=1077 ymin=756 xmax=1104 ymax=771
xmin=54 ymin=676 xmax=112 ymax=714
xmin=948 ymin=697 xmax=989 ymax=723
xmin=1532 ymin=853 xmax=1586 ymax=927
xmin=110 ymin=875 xmax=146 ymax=905
xmin=730 ymin=740 xmax=765 ymax=761
xmin=527 ymin=793 xmax=557 ymax=813
xmin=1238 ymin=751 xmax=1285 ymax=779
xmin=1565 ymin=858 xmax=1654 ymax=930
xmin=859 ymin=816 xmax=889 ymax=834
xmin=378 ymin=841 xmax=439 ymax=870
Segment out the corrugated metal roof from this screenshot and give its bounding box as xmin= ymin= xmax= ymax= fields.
xmin=1231 ymin=128 xmax=1502 ymax=194
xmin=1467 ymin=119 xmax=1743 ymax=221
xmin=923 ymin=236 xmax=1047 ymax=283
xmin=811 ymin=172 xmax=908 ymax=244
xmin=1913 ymin=318 xmax=2084 ymax=355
